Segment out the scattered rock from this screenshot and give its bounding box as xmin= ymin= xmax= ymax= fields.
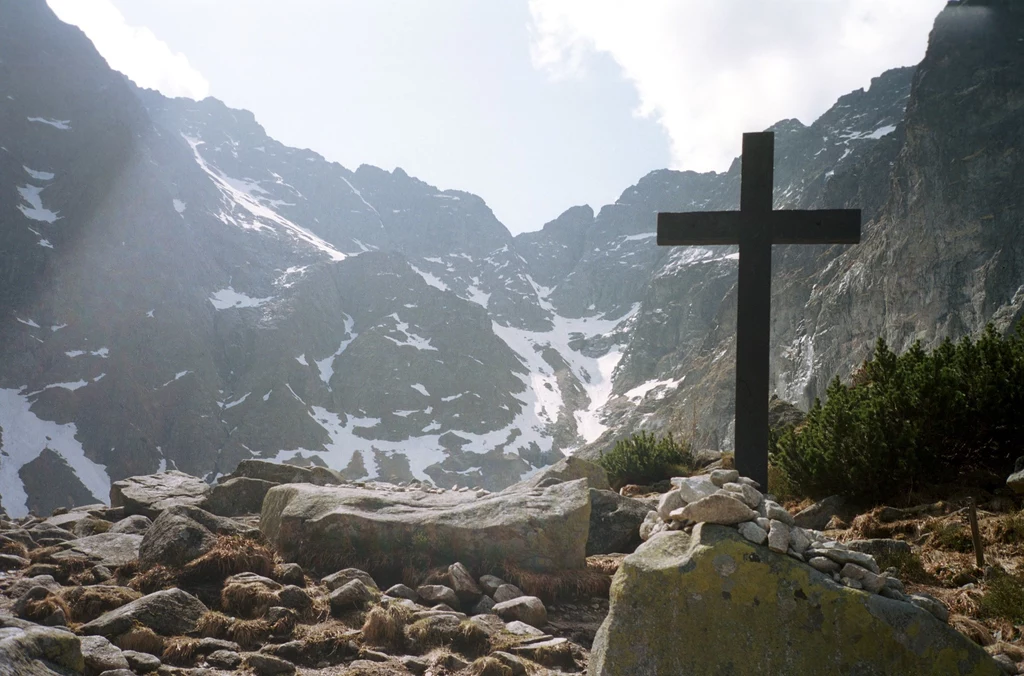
xmin=910 ymin=593 xmax=950 ymax=623
xmin=138 ymin=511 xmax=217 ymax=571
xmin=80 ymin=634 xmax=130 ymax=673
xmin=672 ymin=476 xmax=718 ymax=503
xmin=274 ymin=562 xmax=305 ymax=587
xmin=492 ymin=596 xmax=547 ymax=628
xmin=416 ymin=585 xmax=459 ymax=609
xmin=709 ymin=469 xmax=739 ymax=487
xmin=1006 ymin=470 xmax=1024 ymax=495
xmin=244 ymin=652 xmax=296 ymax=675
xmin=492 ymin=584 xmax=525 ymax=603
xmin=793 ymin=495 xmax=846 ymax=530
xmin=206 ymin=649 xmax=242 ymax=669
xmin=471 ymin=595 xmax=496 ymax=615
xmin=121 ymin=649 xmax=161 ymax=673
xmin=383 ymin=584 xmax=419 ymax=603
xmin=107 ymin=515 xmax=152 ymax=535
xmin=0 ymin=554 xmax=28 ymax=570
xmin=323 ymin=568 xmax=378 ymax=591
xmin=656 ymin=489 xmax=685 ymax=521
xmin=0 ymin=625 xmax=85 ymax=674
xmin=80 ymin=588 xmax=208 ymax=637
xmin=737 ymin=521 xmax=768 ymax=545
xmin=448 ymin=562 xmax=483 ymax=603
xmin=329 ymin=579 xmax=377 ymax=612
xmin=478 ymin=575 xmax=505 ymax=596
xmin=231 ymin=459 xmax=312 ymax=485
xmin=846 ymin=538 xmax=913 ymax=559
xmin=54 ymin=532 xmax=143 ymax=568
xmin=722 ymin=482 xmax=762 ymax=509
xmin=522 ymin=456 xmax=610 ymax=491
xmin=671 ymin=494 xmax=758 ymax=525
xmin=109 ymin=471 xmax=212 ymax=519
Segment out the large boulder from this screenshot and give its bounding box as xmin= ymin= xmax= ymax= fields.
xmin=522 ymin=457 xmax=610 ymax=491
xmin=109 ymin=471 xmax=211 ymax=519
xmin=590 ymin=524 xmax=1002 ymax=676
xmin=0 ymin=625 xmax=84 ymax=675
xmin=79 ymin=588 xmax=208 ymax=637
xmin=138 ymin=505 xmax=258 ymax=570
xmin=231 ymin=459 xmax=313 ymax=485
xmin=204 ymin=477 xmax=278 ymax=517
xmin=586 ymin=489 xmax=648 ymax=555
xmin=261 ymin=479 xmax=591 ymax=573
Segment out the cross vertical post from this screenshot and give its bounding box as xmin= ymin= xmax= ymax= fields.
xmin=734 ymin=132 xmax=774 ymax=489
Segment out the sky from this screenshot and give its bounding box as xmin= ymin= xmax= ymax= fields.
xmin=47 ymin=0 xmax=947 ymax=234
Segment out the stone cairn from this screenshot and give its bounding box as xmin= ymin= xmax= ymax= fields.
xmin=640 ymin=468 xmax=949 ymax=623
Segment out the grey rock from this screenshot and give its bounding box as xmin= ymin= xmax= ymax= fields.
xmin=587 ymin=488 xmax=648 ymax=555
xmin=671 ymin=494 xmax=758 ymax=525
xmin=138 ymin=511 xmax=216 ymax=571
xmin=448 ymin=562 xmax=482 ymax=602
xmin=244 ymin=653 xmax=296 ymax=675
xmin=80 ymin=634 xmax=130 ymax=673
xmin=721 ymin=482 xmax=763 ymax=509
xmin=992 ymin=653 xmax=1017 ymax=674
xmin=762 ymin=500 xmax=795 ymax=526
xmin=491 ymin=651 xmax=530 ymax=675
xmin=840 ymin=563 xmax=887 ymax=594
xmin=416 ymin=584 xmax=459 ymax=609
xmin=231 ymin=459 xmax=312 ymax=485
xmin=789 ymin=526 xmax=812 ymax=555
xmin=909 ymin=593 xmax=949 ymax=623
xmin=846 ymin=538 xmax=913 ymax=559
xmin=383 ymin=584 xmax=419 ymax=603
xmin=1006 ymin=470 xmax=1024 ymax=495
xmin=492 ymin=584 xmax=525 ymax=603
xmin=80 ymin=588 xmax=208 ymax=637
xmin=793 ymin=495 xmax=846 ymax=530
xmin=121 ymin=650 xmax=161 ymax=673
xmin=808 ymin=556 xmax=841 ymax=574
xmin=478 ymin=574 xmax=505 ymax=596
xmin=737 ymin=521 xmax=768 ymax=545
xmin=109 ymin=471 xmax=211 ymax=519
xmin=807 ymin=546 xmax=880 ymax=574
xmin=329 ymin=579 xmax=377 ymax=612
xmin=322 ymin=568 xmax=378 ymax=591
xmin=274 ymin=562 xmax=305 ymax=587
xmin=656 ymin=490 xmax=686 ymax=521
xmin=206 ymin=649 xmax=241 ymax=669
xmin=203 ymin=477 xmax=277 ymax=517
xmin=261 ymin=479 xmax=591 ymax=574
xmin=709 ymin=469 xmax=739 ymax=487
xmin=767 ymin=520 xmax=791 ymax=553
xmin=671 ymin=476 xmax=718 ymax=504
xmin=54 ymin=532 xmax=143 ymax=568
xmin=493 ymin=596 xmax=547 ymax=628
xmin=107 ymin=515 xmax=152 ymax=535
xmin=470 ymin=595 xmax=495 ymax=615
xmin=0 ymin=554 xmax=28 ymax=571
xmin=0 ymin=625 xmax=84 ymax=674
xmin=522 ymin=456 xmax=610 ymax=490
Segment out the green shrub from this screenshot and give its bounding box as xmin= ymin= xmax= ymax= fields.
xmin=598 ymin=431 xmax=693 ymax=489
xmin=771 ymin=323 xmax=1024 ymax=503
xmin=980 ymin=573 xmax=1024 ymax=623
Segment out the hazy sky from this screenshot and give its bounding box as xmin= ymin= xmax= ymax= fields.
xmin=47 ymin=0 xmax=946 ymax=234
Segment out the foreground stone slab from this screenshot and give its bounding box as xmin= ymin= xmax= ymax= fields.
xmin=0 ymin=625 xmax=84 ymax=675
xmin=80 ymin=588 xmax=207 ymax=637
xmin=261 ymin=479 xmax=591 ymax=573
xmin=109 ymin=471 xmax=211 ymax=519
xmin=589 ymin=524 xmax=1001 ymax=676
xmin=51 ymin=532 xmax=143 ymax=568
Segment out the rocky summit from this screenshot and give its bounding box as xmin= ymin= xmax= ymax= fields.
xmin=1 ymin=3 xmax=1023 ymax=516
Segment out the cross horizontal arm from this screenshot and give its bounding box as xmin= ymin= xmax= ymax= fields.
xmin=657 ymin=209 xmax=861 ymax=246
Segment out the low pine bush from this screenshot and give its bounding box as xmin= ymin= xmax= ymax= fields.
xmin=598 ymin=431 xmax=693 ymax=489
xmin=771 ymin=323 xmax=1024 ymax=503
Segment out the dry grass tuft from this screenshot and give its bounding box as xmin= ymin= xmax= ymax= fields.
xmin=220 ymin=580 xmax=280 ymax=619
xmin=928 ymin=520 xmax=974 ymax=553
xmin=467 ymin=656 xmax=514 ymax=676
xmin=195 ymin=610 xmax=272 ymax=648
xmin=405 ymin=616 xmax=490 ymax=657
xmin=113 ymin=624 xmax=164 ymax=655
xmin=849 ymin=511 xmax=918 ymax=540
xmin=28 ymin=546 xmax=64 ymax=563
xmin=60 ymin=585 xmax=141 ymax=623
xmin=452 ymin=620 xmax=491 ymax=657
xmin=502 ymin=562 xmax=611 ymax=603
xmin=179 ymin=535 xmax=275 ymax=584
xmin=586 ymin=554 xmax=624 ymax=577
xmin=993 ymin=511 xmax=1024 ymax=545
xmin=419 ymin=567 xmax=451 ymax=587
xmin=528 ymin=640 xmax=577 ymax=669
xmin=128 ymin=564 xmax=178 ymax=594
xmin=875 ymin=550 xmax=935 ymax=585
xmin=162 ymin=637 xmax=202 ymax=666
xmin=951 ymin=614 xmax=995 ymax=646
xmin=19 ymin=593 xmax=70 ymax=624
xmin=978 ymin=573 xmax=1024 ymax=624
xmin=361 ymin=604 xmax=411 ymax=650
xmin=0 ymin=538 xmax=29 ymax=558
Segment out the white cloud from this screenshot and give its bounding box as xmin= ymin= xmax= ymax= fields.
xmin=529 ymin=0 xmax=946 ymax=172
xmin=47 ymin=0 xmax=210 ymax=100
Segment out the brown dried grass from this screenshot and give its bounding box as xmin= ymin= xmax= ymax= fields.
xmin=179 ymin=535 xmax=276 ymax=584
xmin=361 ymin=604 xmax=411 ymax=650
xmin=162 ymin=637 xmax=202 ymax=666
xmin=19 ymin=594 xmax=70 ymax=624
xmin=951 ymin=614 xmax=995 ymax=646
xmin=60 ymin=585 xmax=141 ymax=623
xmin=220 ymin=580 xmax=280 ymax=619
xmin=128 ymin=564 xmax=178 ymax=594
xmin=112 ymin=624 xmax=164 ymax=655
xmin=195 ymin=611 xmax=272 ymax=648
xmin=502 ymin=562 xmax=611 ymax=603
xmin=0 ymin=538 xmax=29 ymax=558
xmin=467 ymin=656 xmax=514 ymax=676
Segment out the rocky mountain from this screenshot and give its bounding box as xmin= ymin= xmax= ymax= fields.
xmin=1 ymin=0 xmax=1022 ymax=517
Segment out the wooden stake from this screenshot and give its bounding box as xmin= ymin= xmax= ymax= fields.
xmin=968 ymin=496 xmax=985 ymax=569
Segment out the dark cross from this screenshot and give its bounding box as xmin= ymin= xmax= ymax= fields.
xmin=657 ymin=132 xmax=861 ymax=489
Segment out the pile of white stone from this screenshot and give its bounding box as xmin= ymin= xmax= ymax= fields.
xmin=640 ymin=469 xmax=949 ymax=622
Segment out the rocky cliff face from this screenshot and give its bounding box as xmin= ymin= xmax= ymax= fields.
xmin=1 ymin=1 xmax=1021 ymax=516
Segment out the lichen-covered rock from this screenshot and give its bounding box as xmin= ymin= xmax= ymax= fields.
xmin=261 ymin=479 xmax=591 ymax=573
xmin=79 ymin=588 xmax=207 ymax=637
xmin=52 ymin=532 xmax=143 ymax=568
xmin=589 ymin=524 xmax=1002 ymax=676
xmin=204 ymin=477 xmax=278 ymax=517
xmin=0 ymin=625 xmax=84 ymax=675
xmin=109 ymin=471 xmax=211 ymax=519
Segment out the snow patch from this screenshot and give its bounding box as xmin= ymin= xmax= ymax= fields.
xmin=296 ymin=354 xmax=308 ymax=366
xmin=315 ymin=315 xmax=356 ymax=386
xmin=173 ymin=199 xmax=186 ymax=213
xmin=867 ymin=124 xmax=897 ymax=139
xmin=409 ymin=264 xmax=448 ymax=292
xmin=624 ymin=376 xmax=685 ymax=403
xmin=27 ymin=117 xmax=71 ymax=130
xmin=23 ymin=166 xmax=54 ymax=181
xmin=17 ymin=185 xmax=59 ymax=223
xmin=0 ymin=388 xmax=110 ymax=517
xmin=411 ymin=383 xmax=430 ymax=396
xmin=209 ymin=287 xmax=274 ymax=310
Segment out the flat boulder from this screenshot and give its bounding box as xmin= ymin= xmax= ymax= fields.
xmin=522 ymin=457 xmax=610 ymax=491
xmin=51 ymin=532 xmax=143 ymax=568
xmin=261 ymin=479 xmax=591 ymax=573
xmin=79 ymin=588 xmax=207 ymax=637
xmin=232 ymin=459 xmax=312 ymax=485
xmin=590 ymin=524 xmax=1002 ymax=676
xmin=109 ymin=471 xmax=211 ymax=519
